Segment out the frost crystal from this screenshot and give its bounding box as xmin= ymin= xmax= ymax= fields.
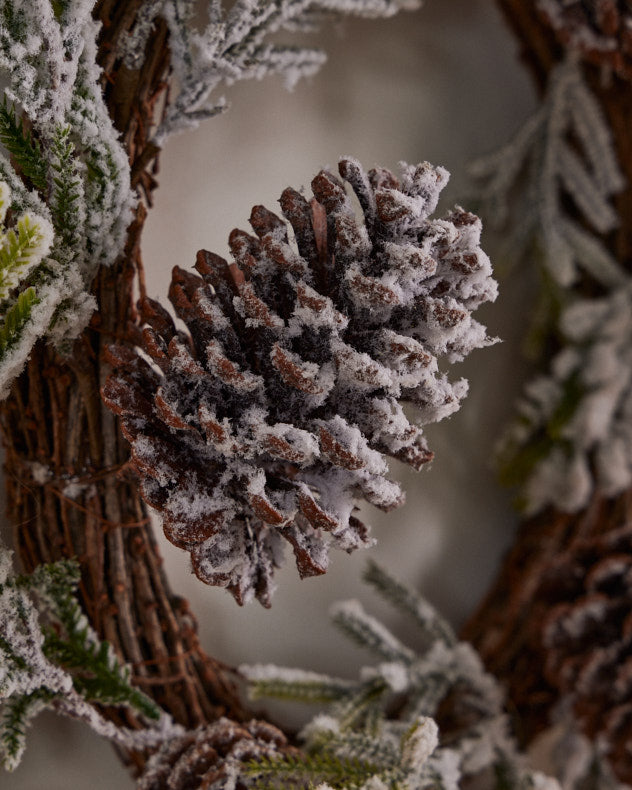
xmin=103 ymin=157 xmax=497 ymax=606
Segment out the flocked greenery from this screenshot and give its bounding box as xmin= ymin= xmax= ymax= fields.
xmin=0 ymin=0 xmax=136 ymax=391
xmin=472 ymin=56 xmax=631 ymax=515
xmin=0 ymin=1 xmax=628 ymax=788
xmin=0 ymin=101 xmax=47 ymax=194
xmin=241 ymin=561 xmax=559 ymax=790
xmin=0 ymin=287 xmax=39 ymax=356
xmin=0 ymin=546 xmax=172 ymax=771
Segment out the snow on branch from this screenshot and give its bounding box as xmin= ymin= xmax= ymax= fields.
xmin=0 ymin=543 xmax=182 ymax=772
xmin=471 ymin=55 xmax=632 ymax=516
xmin=0 ymin=0 xmax=135 ymax=391
xmin=149 ymin=0 xmax=422 ymax=143
xmin=470 ymin=57 xmax=625 ymax=289
xmin=241 ymin=562 xmax=560 ymax=790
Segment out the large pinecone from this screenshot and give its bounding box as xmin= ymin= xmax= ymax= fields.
xmin=537 ymin=524 xmax=632 ymax=783
xmin=537 ymin=0 xmax=632 ymax=79
xmin=137 ymin=717 xmax=294 ymax=790
xmin=103 ymin=157 xmax=496 ymax=606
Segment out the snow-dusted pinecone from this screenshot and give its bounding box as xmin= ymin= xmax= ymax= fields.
xmin=137 ymin=717 xmax=293 ymax=790
xmin=537 ymin=524 xmax=632 ymax=783
xmin=537 ymin=0 xmax=632 ymax=79
xmin=103 ymin=157 xmax=496 ymax=606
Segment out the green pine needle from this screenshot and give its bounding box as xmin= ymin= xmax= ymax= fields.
xmin=43 ymin=629 xmax=160 ymax=720
xmin=0 ymin=634 xmax=30 ymax=675
xmin=0 ymin=102 xmax=47 ymax=193
xmin=0 ymin=287 xmax=38 ymax=356
xmin=0 ymin=689 xmax=55 ymax=771
xmin=363 ymin=561 xmax=456 ymax=648
xmin=244 ymin=751 xmax=384 ymax=790
xmin=49 ymin=126 xmax=83 ymax=258
xmin=335 ymin=676 xmax=389 ymax=732
xmin=27 ymin=559 xmax=160 ymax=721
xmin=248 ymin=677 xmax=355 ymax=705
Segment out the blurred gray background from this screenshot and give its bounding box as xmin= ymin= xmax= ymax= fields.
xmin=6 ymin=1 xmax=539 ymax=786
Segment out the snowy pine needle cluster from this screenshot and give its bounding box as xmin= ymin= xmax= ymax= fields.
xmin=0 ymin=0 xmax=135 ymax=391
xmin=0 ymin=544 xmax=181 ymax=772
xmin=470 ymin=57 xmax=624 ymax=290
xmin=473 ymin=57 xmax=631 ymax=514
xmin=502 ymin=287 xmax=632 ymax=514
xmin=103 ymin=157 xmax=497 ymax=606
xmin=131 ymin=0 xmax=422 ymax=143
xmin=241 ymin=561 xmax=559 ymax=790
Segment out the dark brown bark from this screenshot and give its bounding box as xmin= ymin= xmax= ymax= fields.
xmin=0 ymin=0 xmax=246 ymax=775
xmin=462 ymin=489 xmax=632 ymax=742
xmin=463 ymin=0 xmax=632 ymax=763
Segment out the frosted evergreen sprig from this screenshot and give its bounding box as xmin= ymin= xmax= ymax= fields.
xmin=246 ymin=667 xmax=356 ymax=705
xmin=0 ymin=179 xmax=96 ymax=397
xmin=0 ymin=545 xmax=182 ymax=772
xmin=0 ymin=100 xmax=47 ymax=193
xmin=0 ymin=182 xmax=53 ymax=301
xmin=244 ymin=750 xmax=387 ymax=790
xmin=241 ymin=563 xmax=558 ymax=790
xmin=48 ymin=125 xmax=86 ymax=266
xmin=362 ymin=559 xmax=456 ymax=647
xmin=499 ymin=283 xmax=632 ymax=514
xmin=470 ymin=57 xmax=625 ymax=289
xmin=151 ymin=0 xmax=421 ymax=143
xmin=27 ymin=559 xmax=160 ymax=720
xmin=470 ymin=56 xmax=632 ymax=515
xmin=0 ymin=0 xmax=136 ymax=382
xmin=0 ymin=181 xmax=60 ymax=392
xmin=0 ymin=0 xmax=134 ymax=274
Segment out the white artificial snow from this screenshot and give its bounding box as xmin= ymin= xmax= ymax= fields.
xmin=27 ymin=462 xmax=52 ymax=486
xmin=507 ymin=285 xmax=632 ymax=514
xmin=401 ymin=716 xmax=438 ymax=770
xmin=472 ymin=57 xmax=625 ymax=289
xmin=0 ymin=541 xmax=182 ymax=770
xmin=154 ymin=0 xmax=421 ymax=143
xmin=373 ymin=661 xmax=410 ymax=693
